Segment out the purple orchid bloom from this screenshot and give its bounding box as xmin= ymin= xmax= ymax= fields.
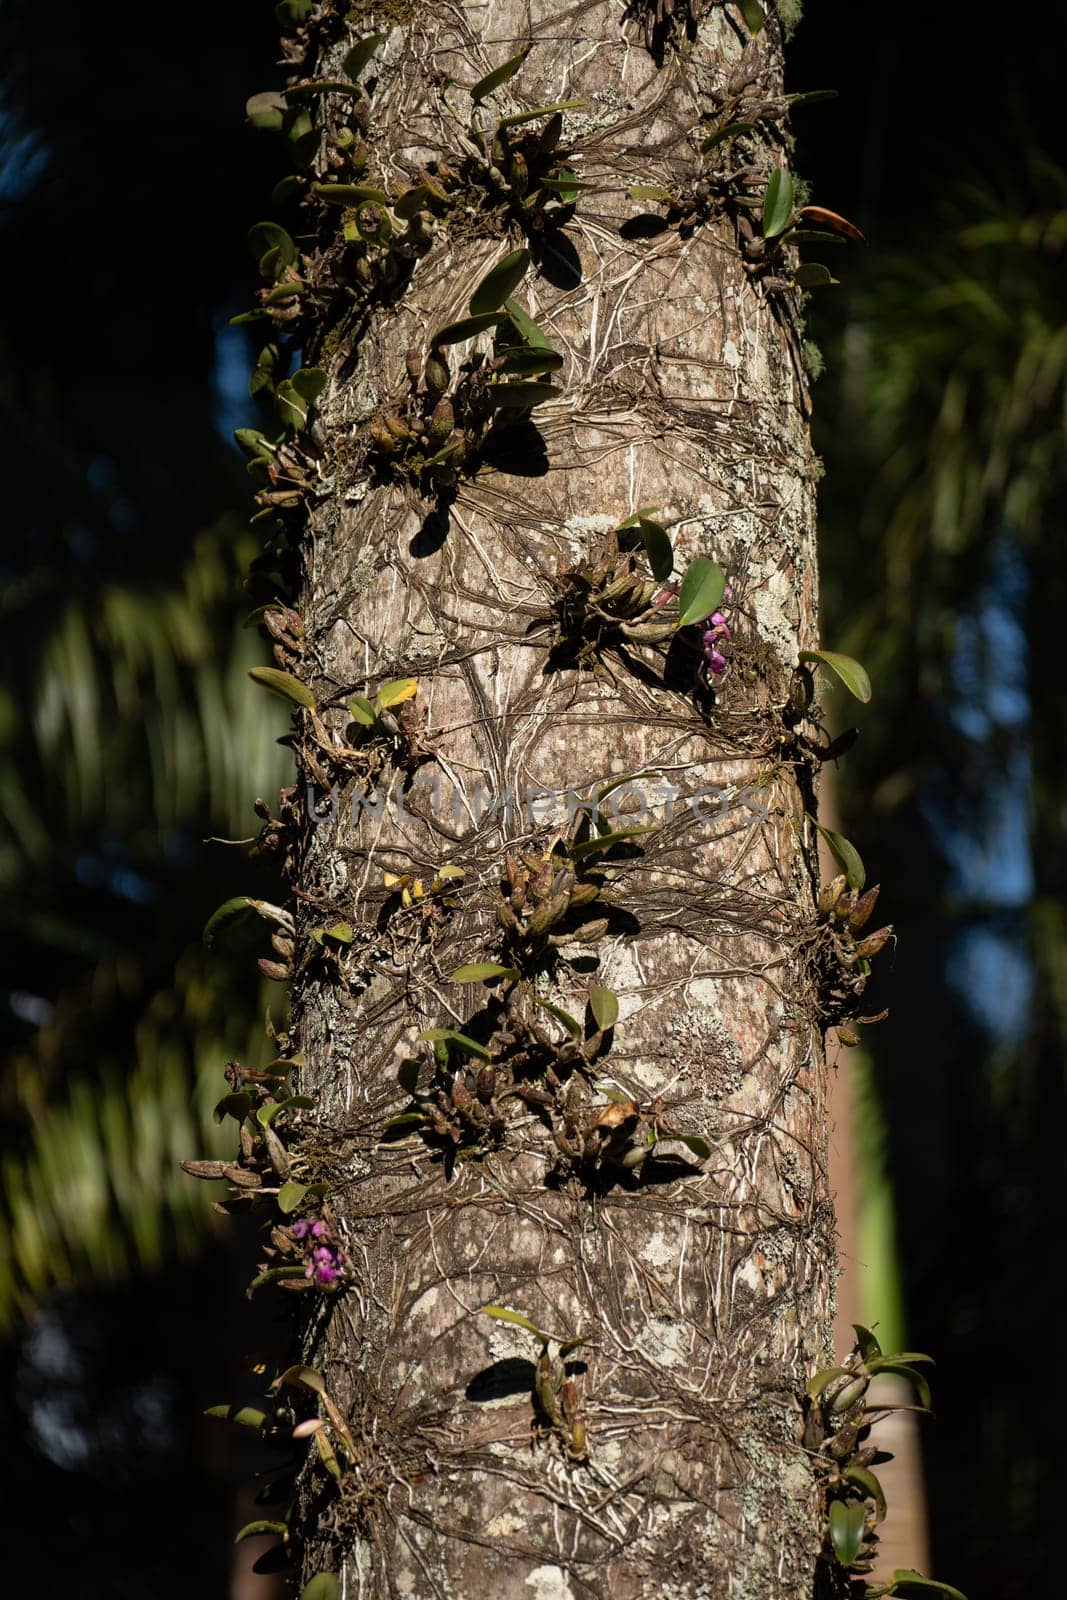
xmin=699 ymin=608 xmax=731 ymax=683
xmin=291 ymin=1214 xmax=347 ymax=1289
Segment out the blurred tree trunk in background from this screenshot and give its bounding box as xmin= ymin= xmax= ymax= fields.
xmin=280 ymin=5 xmax=835 ymax=1593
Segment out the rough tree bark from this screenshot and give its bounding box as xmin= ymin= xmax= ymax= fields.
xmin=283 ymin=3 xmax=831 ymax=1595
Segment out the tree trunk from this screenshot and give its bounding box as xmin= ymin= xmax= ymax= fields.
xmin=282 ymin=4 xmax=830 ymax=1594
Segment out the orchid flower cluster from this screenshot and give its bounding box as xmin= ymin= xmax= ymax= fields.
xmin=657 ymin=580 xmax=731 ymax=684
xmin=700 ymin=607 xmax=730 ymax=682
xmin=291 ymin=1216 xmax=347 ymax=1288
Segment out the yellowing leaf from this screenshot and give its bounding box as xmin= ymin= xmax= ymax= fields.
xmin=375 ymin=677 xmax=418 ymax=708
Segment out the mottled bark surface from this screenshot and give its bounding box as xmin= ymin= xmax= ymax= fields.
xmin=290 ymin=4 xmax=832 ymax=1595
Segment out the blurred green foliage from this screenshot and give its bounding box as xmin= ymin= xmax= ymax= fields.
xmin=0 ymin=3 xmax=289 ymax=1325
xmin=809 ymin=158 xmax=1067 ymax=1600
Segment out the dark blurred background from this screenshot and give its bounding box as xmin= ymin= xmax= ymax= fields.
xmin=0 ymin=2 xmax=1063 ymax=1594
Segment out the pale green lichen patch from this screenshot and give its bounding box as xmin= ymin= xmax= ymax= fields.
xmin=524 ymin=1565 xmax=578 ymax=1600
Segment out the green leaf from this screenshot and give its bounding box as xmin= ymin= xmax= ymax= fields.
xmin=312 ymin=182 xmax=391 ymax=207
xmin=248 ymin=667 xmax=317 ymax=709
xmin=540 ymin=168 xmax=584 ymax=201
xmin=498 ymin=100 xmax=585 ymax=129
xmin=593 ymin=1079 xmax=631 ymax=1102
xmin=235 ymin=1520 xmax=289 ymax=1544
xmin=485 ymin=381 xmax=562 ymax=409
xmin=763 ymin=169 xmax=795 ymax=239
xmin=381 ymin=1113 xmax=426 ymax=1139
xmin=214 ymin=1092 xmax=252 ymax=1124
xmin=397 ymin=1058 xmax=421 ymax=1095
xmin=469 ymin=247 xmax=531 ymax=314
xmin=844 ymin=1465 xmax=887 ymax=1522
xmin=202 ymin=889 xmax=289 ymax=934
xmin=470 ymin=47 xmax=531 ymax=106
xmin=628 ymin=183 xmax=675 ymax=202
xmin=793 ymin=262 xmax=838 ymax=289
xmin=431 ymin=310 xmax=504 ymax=347
xmin=534 ymin=998 xmax=582 ymax=1039
xmin=246 ymin=92 xmax=288 ymax=132
xmin=248 ymin=221 xmax=296 ymax=280
xmin=887 ymin=1575 xmax=969 ymax=1600
xmin=249 ymin=345 xmax=282 ymax=401
xmin=799 ymin=649 xmax=871 ymax=703
xmin=450 ymin=963 xmax=521 ymax=982
xmin=320 ymin=921 xmax=354 ymax=944
xmin=587 ymin=983 xmax=619 ymax=1031
xmin=276 ymin=371 xmax=326 ymax=430
xmin=277 ymin=1180 xmax=309 ymax=1214
xmin=203 ymin=896 xmax=256 ymax=947
xmin=502 ymin=296 xmax=555 ymax=350
xmin=276 ymin=1363 xmax=326 ymax=1394
xmin=852 ymin=1323 xmax=883 ymax=1362
xmin=257 ymin=1096 xmax=314 ymax=1127
xmin=677 ymin=556 xmax=726 ymax=627
xmin=392 ymin=184 xmax=433 ymax=220
xmin=588 ymin=769 xmax=655 ymax=813
xmin=375 ymin=677 xmax=418 ymax=708
xmin=677 ymin=1132 xmax=712 ymax=1160
xmin=418 ymin=1029 xmax=492 ymax=1061
xmin=480 ymin=1304 xmax=548 ymax=1342
xmin=300 ymin=1577 xmax=341 ymax=1600
xmin=829 ymin=1500 xmax=866 ymax=1567
xmin=346 ymin=204 xmax=392 ymax=246
xmin=700 ymin=121 xmax=759 ymax=154
xmin=805 ymin=1366 xmax=849 ymax=1399
xmin=275 ymin=0 xmax=312 ymax=23
xmin=342 ymin=32 xmax=388 ymax=82
xmin=815 ymin=823 xmax=866 ymax=892
xmin=737 ymin=0 xmax=766 ymax=33
xmin=271 ymin=175 xmax=300 ymax=209
xmin=205 ymin=1404 xmax=269 ymax=1430
xmin=786 ymin=89 xmax=838 ymax=109
xmin=868 ymin=1362 xmax=932 ymax=1410
xmin=234 ymin=427 xmax=276 ymax=459
xmin=635 ymin=515 xmax=674 ymax=581
xmin=571 ymin=825 xmax=653 ymax=861
xmin=263 ymin=281 xmax=310 ymax=304
xmin=289 ymin=366 xmax=327 ymax=402
xmin=498 ymin=346 xmax=564 ymax=376
xmin=348 ymin=694 xmax=377 ymax=726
